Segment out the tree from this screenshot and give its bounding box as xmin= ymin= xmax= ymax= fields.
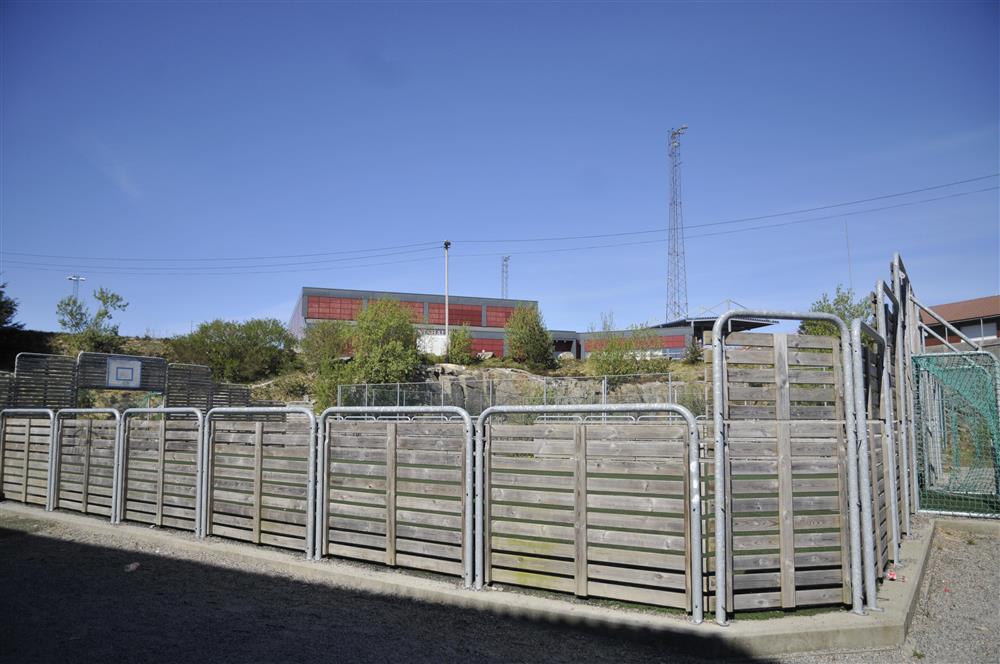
xmin=683 ymin=337 xmax=704 ymax=365
xmin=56 ymin=288 xmax=129 ymax=353
xmin=799 ymin=285 xmax=872 ymax=337
xmin=301 ymin=320 xmax=353 ymax=372
xmin=0 ymin=283 xmax=22 ymax=329
xmin=447 ymin=324 xmax=474 ymax=365
xmin=352 ymin=300 xmax=421 ymax=383
xmin=172 ymin=318 xmax=299 ymax=383
xmin=505 ymin=305 xmax=554 ymax=370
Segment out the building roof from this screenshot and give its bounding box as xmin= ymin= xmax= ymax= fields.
xmin=920 ymin=295 xmax=1000 ymax=325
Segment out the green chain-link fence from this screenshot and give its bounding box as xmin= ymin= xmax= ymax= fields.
xmin=913 ymin=352 xmax=1000 ymax=516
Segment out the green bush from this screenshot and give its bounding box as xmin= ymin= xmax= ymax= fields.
xmin=311 ymin=363 xmax=355 ymax=412
xmin=505 ymin=306 xmax=553 ymax=371
xmin=683 ymin=337 xmax=703 ymax=365
xmin=171 ymin=318 xmax=299 ymax=383
xmin=301 ymin=320 xmax=353 ymax=372
xmin=447 ymin=325 xmax=475 ymax=365
xmin=352 ymin=300 xmax=421 ymax=384
xmin=799 ymin=284 xmax=872 ymax=337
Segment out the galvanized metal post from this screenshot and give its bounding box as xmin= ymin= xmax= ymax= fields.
xmin=851 ymin=320 xmax=882 ymax=611
xmin=891 ymin=259 xmax=912 ymax=533
xmin=875 ymin=280 xmax=902 ymax=564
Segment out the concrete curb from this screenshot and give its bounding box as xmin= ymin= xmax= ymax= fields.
xmin=0 ymin=502 xmax=942 ymax=658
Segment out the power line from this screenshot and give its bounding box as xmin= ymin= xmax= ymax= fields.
xmin=1 ymin=240 xmax=441 ymax=263
xmin=5 ymin=245 xmax=441 ymax=273
xmin=4 ymin=254 xmax=439 ymax=277
xmin=5 ymin=183 xmax=996 ymax=277
xmin=449 ymin=185 xmax=999 ymax=259
xmin=454 ymin=173 xmax=999 ymax=244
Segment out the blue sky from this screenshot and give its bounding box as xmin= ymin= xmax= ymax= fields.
xmin=2 ymin=1 xmax=997 ymax=336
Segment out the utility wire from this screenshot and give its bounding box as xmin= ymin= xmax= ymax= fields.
xmin=4 ymin=255 xmax=439 ymax=277
xmin=5 ymin=245 xmax=441 ymax=272
xmin=454 ymin=173 xmax=999 ymax=243
xmin=449 ymin=186 xmax=999 ymax=259
xmin=1 ymin=240 xmax=442 ymax=263
xmin=5 ymin=182 xmax=996 ymax=276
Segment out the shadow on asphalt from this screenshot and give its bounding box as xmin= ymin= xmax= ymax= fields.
xmin=0 ymin=526 xmax=773 ymax=664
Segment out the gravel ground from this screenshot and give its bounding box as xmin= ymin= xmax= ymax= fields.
xmin=1 ymin=511 xmax=997 ymax=664
xmin=781 ymin=522 xmax=1000 ymax=664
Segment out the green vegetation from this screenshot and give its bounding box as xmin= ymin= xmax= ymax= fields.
xmin=351 ymin=300 xmax=422 ymax=384
xmin=55 ymin=288 xmax=129 ymax=354
xmin=1 ymin=283 xmax=22 ymax=329
xmin=300 ymin=320 xmax=352 ymax=372
xmin=683 ymin=337 xmax=704 ymax=365
xmin=586 ymin=313 xmax=640 ymax=376
xmin=505 ymin=305 xmax=554 ymax=371
xmin=585 ymin=313 xmax=678 ymax=378
xmin=172 ymin=318 xmax=298 ymax=383
xmin=446 ymin=324 xmax=474 ymax=365
xmin=799 ymin=284 xmax=872 ymax=336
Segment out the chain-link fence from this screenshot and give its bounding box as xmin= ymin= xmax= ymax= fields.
xmin=913 ymin=352 xmax=1000 ymax=516
xmin=337 ymin=373 xmax=710 ymax=419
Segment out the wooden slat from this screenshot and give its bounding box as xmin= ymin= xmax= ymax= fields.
xmin=154 ymin=418 xmax=167 ymax=526
xmin=774 ymin=334 xmax=796 ymax=609
xmin=252 ymin=422 xmax=264 ymax=543
xmin=574 ymin=425 xmax=587 ymax=598
xmin=385 ymin=422 xmax=397 ymax=566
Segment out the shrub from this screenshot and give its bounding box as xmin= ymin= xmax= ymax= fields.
xmin=683 ymin=337 xmax=704 ymax=365
xmin=171 ymin=318 xmax=299 ymax=383
xmin=505 ymin=306 xmax=553 ymax=371
xmin=447 ymin=325 xmax=475 ymax=365
xmin=352 ymin=300 xmax=421 ymax=383
xmin=301 ymin=320 xmax=353 ymax=372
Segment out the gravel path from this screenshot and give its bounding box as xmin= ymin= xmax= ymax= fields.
xmin=1 ymin=511 xmax=997 ymax=664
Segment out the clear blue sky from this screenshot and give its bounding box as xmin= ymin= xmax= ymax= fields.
xmin=2 ymin=1 xmax=997 ymax=336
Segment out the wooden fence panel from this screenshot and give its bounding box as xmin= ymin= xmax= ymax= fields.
xmin=487 ymin=422 xmax=691 ymax=609
xmin=1 ymin=417 xmax=52 ymax=506
xmin=207 ymin=417 xmax=312 ymax=551
xmin=721 ymin=332 xmax=850 ymax=611
xmin=324 ymin=420 xmax=467 ymax=578
xmin=122 ymin=417 xmax=201 ymax=531
xmin=54 ymin=418 xmax=117 ymax=517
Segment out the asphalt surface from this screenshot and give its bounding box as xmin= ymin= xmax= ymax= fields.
xmin=1 ymin=511 xmax=996 ymax=664
xmin=0 ymin=513 xmax=759 ymax=664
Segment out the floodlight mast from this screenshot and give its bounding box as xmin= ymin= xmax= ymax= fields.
xmin=666 ymin=125 xmax=689 ymax=323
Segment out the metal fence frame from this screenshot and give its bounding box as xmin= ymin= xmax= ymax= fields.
xmin=316 ymin=405 xmax=475 ymax=588
xmin=119 ymin=408 xmax=205 ymax=530
xmin=472 ymin=402 xmax=704 ymax=624
xmin=712 ymin=311 xmax=862 ymax=625
xmin=202 ymin=407 xmax=317 ymax=558
xmin=52 ymin=408 xmax=121 ymax=518
xmin=851 ymin=319 xmax=888 ymax=611
xmin=0 ymin=408 xmax=56 ymax=508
